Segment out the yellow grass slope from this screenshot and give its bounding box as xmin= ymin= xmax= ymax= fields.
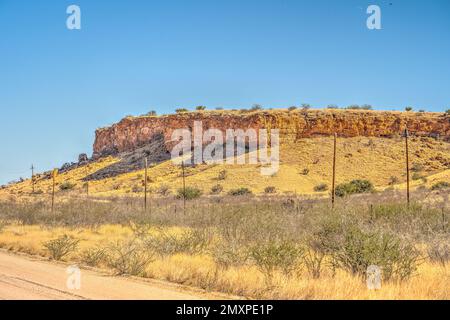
xmin=1 ymin=136 xmax=449 ymax=199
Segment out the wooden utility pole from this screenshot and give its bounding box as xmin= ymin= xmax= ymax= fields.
xmin=51 ymin=169 xmax=58 ymax=213
xmin=30 ymin=164 xmax=35 ymax=193
xmin=405 ymin=129 xmax=410 ymax=206
xmin=331 ymin=133 xmax=337 ymax=208
xmin=181 ymin=160 xmax=186 ymax=214
xmin=144 ymin=157 xmax=148 ymax=212
xmin=85 ymin=165 xmax=89 ymax=197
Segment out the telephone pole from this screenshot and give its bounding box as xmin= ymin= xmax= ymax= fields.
xmin=404 ymin=129 xmax=410 ymax=206
xmin=181 ymin=160 xmax=186 ymax=214
xmin=331 ymin=133 xmax=337 ymax=208
xmin=51 ymin=169 xmax=58 ymax=213
xmin=30 ymin=164 xmax=35 ymax=193
xmin=85 ymin=165 xmax=89 ymax=197
xmin=144 ymin=157 xmax=148 ymax=212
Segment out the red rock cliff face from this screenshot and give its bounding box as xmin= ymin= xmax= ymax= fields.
xmin=93 ymin=110 xmax=450 ymax=158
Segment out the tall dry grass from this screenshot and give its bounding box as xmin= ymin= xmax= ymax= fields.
xmin=0 ymin=189 xmax=448 ymax=299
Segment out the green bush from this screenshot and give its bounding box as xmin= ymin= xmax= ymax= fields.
xmin=177 ymin=187 xmax=202 ymax=200
xmin=431 ymin=181 xmax=450 ymax=191
xmin=59 ymin=181 xmax=76 ymax=191
xmin=405 ymin=106 xmax=413 ymax=112
xmin=288 ymin=106 xmax=297 ymax=111
xmin=175 ymin=108 xmax=189 ymax=113
xmin=335 ymin=179 xmax=374 ymax=197
xmin=43 ymin=235 xmax=80 ymax=260
xmin=250 ymin=241 xmax=303 ymax=280
xmin=250 ymin=104 xmax=263 ymax=111
xmin=106 ymin=238 xmax=154 ymax=276
xmin=211 ymin=184 xmax=223 ymax=194
xmin=333 ymin=228 xmax=420 ymax=281
xmin=196 ymin=105 xmax=206 ymax=111
xmin=80 ymin=247 xmax=107 ymax=266
xmin=412 ymin=172 xmax=426 ymax=181
xmin=314 ymin=183 xmax=328 ymax=192
xmin=228 ymin=188 xmax=252 ymax=196
xmin=264 ymin=186 xmax=276 ymax=194
xmin=145 ymin=229 xmax=211 ymax=258
xmin=445 ymin=109 xmax=450 ymax=115
xmin=217 ymin=170 xmax=227 ymax=180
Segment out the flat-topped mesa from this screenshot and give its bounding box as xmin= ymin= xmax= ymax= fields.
xmin=92 ymin=109 xmax=450 ymax=159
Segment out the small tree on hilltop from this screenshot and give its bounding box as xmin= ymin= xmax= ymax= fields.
xmin=196 ymin=106 xmax=206 ymax=111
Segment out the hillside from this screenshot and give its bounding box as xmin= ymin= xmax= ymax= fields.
xmin=1 ymin=109 xmax=449 ymax=200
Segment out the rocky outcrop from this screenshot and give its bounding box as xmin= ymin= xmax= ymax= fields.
xmin=93 ymin=109 xmax=450 ymax=159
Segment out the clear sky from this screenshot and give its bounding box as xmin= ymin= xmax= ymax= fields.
xmin=0 ymin=0 xmax=449 ymax=184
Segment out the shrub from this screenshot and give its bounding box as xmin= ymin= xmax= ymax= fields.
xmin=43 ymin=235 xmax=80 ymax=260
xmin=264 ymin=186 xmax=276 ymax=194
xmin=411 ymin=172 xmax=426 ymax=181
xmin=146 ymin=110 xmax=157 ymax=116
xmin=228 ymin=188 xmax=252 ymax=196
xmin=145 ymin=229 xmax=211 ymax=258
xmin=106 ymin=238 xmax=154 ymax=276
xmin=217 ymin=170 xmax=227 ymax=180
xmin=177 ymin=187 xmax=202 ymax=200
xmin=213 ymin=243 xmax=249 ymax=269
xmin=250 ymin=241 xmax=303 ymax=280
xmin=388 ymin=176 xmax=399 ymax=186
xmin=288 ymin=106 xmax=297 ymax=111
xmin=196 ymin=105 xmax=206 ymax=111
xmin=175 ymin=108 xmax=189 ymax=113
xmin=405 ymin=106 xmax=413 ymax=112
xmin=427 ymin=241 xmax=449 ymax=267
xmin=314 ymin=183 xmax=328 ymax=192
xmin=327 ymin=104 xmax=339 ymax=109
xmin=411 ymin=163 xmax=424 ymax=172
xmin=157 ymin=184 xmax=171 ymax=196
xmin=445 ymin=109 xmax=450 ymax=115
xmin=80 ymin=247 xmax=107 ymax=266
xmin=346 ymin=105 xmax=360 ymax=110
xmin=303 ymin=248 xmax=326 ymax=279
xmin=211 ymin=184 xmax=223 ymax=194
xmin=361 ymin=104 xmax=373 ymax=110
xmin=131 ymin=185 xmax=143 ymax=193
xmin=431 ymin=181 xmax=450 ymax=191
xmin=301 ymin=104 xmax=311 ymax=110
xmin=333 ymin=227 xmax=420 ymax=281
xmin=59 ymin=181 xmax=76 ymax=191
xmin=335 ymin=179 xmax=374 ymax=197
xmin=301 ymin=168 xmax=309 ymax=175
xmin=250 ymin=104 xmax=263 ymax=111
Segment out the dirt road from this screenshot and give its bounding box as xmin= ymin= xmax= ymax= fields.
xmin=0 ymin=251 xmax=209 ymax=300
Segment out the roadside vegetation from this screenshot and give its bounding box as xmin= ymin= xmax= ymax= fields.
xmin=0 ymin=188 xmax=448 ymax=299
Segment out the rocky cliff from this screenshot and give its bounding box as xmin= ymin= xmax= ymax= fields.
xmin=93 ymin=109 xmax=450 ymax=159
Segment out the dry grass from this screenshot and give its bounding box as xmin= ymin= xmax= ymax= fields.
xmin=0 ymin=190 xmax=448 ymax=300
xmin=1 ymin=137 xmax=449 ymax=199
xmin=0 ymin=223 xmax=447 ymax=299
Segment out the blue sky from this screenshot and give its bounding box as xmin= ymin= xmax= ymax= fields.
xmin=0 ymin=0 xmax=449 ymax=184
